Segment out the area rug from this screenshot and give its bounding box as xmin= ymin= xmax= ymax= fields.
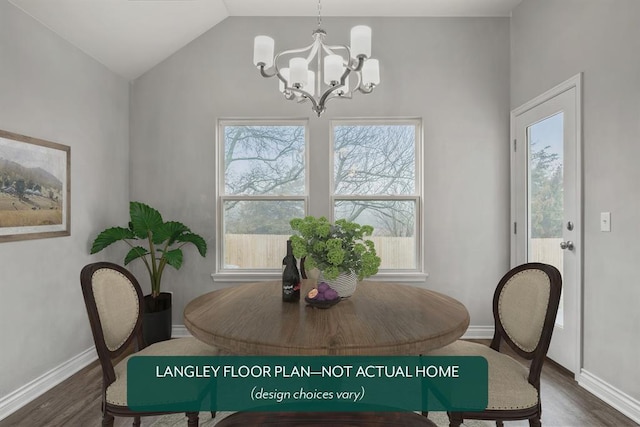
xmin=149 ymin=411 xmax=491 ymax=426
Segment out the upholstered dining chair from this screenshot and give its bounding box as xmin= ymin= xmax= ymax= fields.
xmin=80 ymin=261 xmax=219 ymax=427
xmin=427 ymin=262 xmax=562 ymax=427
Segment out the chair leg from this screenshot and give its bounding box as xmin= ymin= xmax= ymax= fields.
xmin=186 ymin=412 xmax=199 ymax=427
xmin=529 ymin=416 xmax=542 ymax=427
xmin=211 ymin=411 xmax=216 ymax=418
xmin=421 ymin=411 xmax=429 ymax=417
xmin=448 ymin=412 xmax=463 ymax=427
xmin=132 ymin=415 xmax=141 ymax=426
xmin=496 ymin=421 xmax=504 ymax=427
xmin=101 ymin=413 xmax=114 ymax=427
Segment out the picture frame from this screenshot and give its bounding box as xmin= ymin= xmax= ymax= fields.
xmin=0 ymin=129 xmax=70 ymax=242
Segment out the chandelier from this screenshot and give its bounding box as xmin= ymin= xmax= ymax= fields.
xmin=252 ymin=0 xmax=380 ymax=117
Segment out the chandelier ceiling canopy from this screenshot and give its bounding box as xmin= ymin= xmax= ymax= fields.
xmin=252 ymin=0 xmax=380 ymax=117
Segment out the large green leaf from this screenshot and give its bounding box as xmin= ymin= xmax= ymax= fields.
xmin=163 ymin=249 xmax=183 ymax=270
xmin=129 ymin=201 xmax=163 ymax=239
xmin=177 ymin=233 xmax=207 ymax=257
xmin=90 ymin=227 xmax=135 ymax=254
xmin=153 ymin=221 xmax=190 ymax=245
xmin=124 ymin=246 xmax=150 ymax=265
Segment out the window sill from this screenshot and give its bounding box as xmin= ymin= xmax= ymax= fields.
xmin=211 ymin=272 xmax=429 ymax=286
xmin=367 ymin=272 xmax=429 ymax=284
xmin=211 ymin=272 xmax=280 ymax=285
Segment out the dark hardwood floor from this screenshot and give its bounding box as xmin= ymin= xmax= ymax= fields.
xmin=0 ymin=341 xmax=637 ymax=427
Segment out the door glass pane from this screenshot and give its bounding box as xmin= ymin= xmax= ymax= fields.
xmin=527 ymin=112 xmax=564 ymax=325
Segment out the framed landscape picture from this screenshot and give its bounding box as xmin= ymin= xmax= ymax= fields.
xmin=0 ymin=130 xmax=70 ymax=242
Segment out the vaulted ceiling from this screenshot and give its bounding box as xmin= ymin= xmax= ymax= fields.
xmin=9 ymin=0 xmax=522 ymax=80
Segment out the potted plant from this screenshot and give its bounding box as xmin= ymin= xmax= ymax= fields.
xmin=289 ymin=216 xmax=381 ymax=297
xmin=90 ymin=201 xmax=207 ymax=344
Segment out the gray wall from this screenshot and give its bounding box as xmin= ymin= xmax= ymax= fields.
xmin=0 ymin=2 xmax=130 ymax=397
xmin=512 ymin=0 xmax=640 ymax=400
xmin=130 ymin=17 xmax=511 ymax=329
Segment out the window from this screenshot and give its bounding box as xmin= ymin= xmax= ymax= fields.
xmin=218 ymin=120 xmax=307 ymax=271
xmin=332 ymin=120 xmax=421 ymax=271
xmin=216 ymin=118 xmax=423 ymax=277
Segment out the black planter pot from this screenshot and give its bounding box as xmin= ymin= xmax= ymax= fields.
xmin=142 ymin=292 xmax=172 ymax=345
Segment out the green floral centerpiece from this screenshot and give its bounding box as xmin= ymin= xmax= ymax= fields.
xmin=289 ymin=216 xmax=381 ymax=284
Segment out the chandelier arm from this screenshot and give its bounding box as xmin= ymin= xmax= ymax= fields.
xmin=275 ymin=40 xmax=316 ymax=57
xmin=270 ymin=45 xmax=314 ymax=86
xmin=351 ymin=56 xmax=366 ymax=72
xmin=321 ymin=43 xmax=345 ymax=57
xmin=322 ymin=44 xmax=366 ymax=72
xmin=317 ymin=75 xmax=350 ymax=111
xmin=258 ymin=65 xmax=278 ymax=78
xmin=322 ymin=60 xmax=365 ymax=102
xmin=287 ymin=86 xmax=320 ymax=109
xmin=340 ymin=60 xmax=357 ymax=83
xmin=321 ymin=44 xmax=355 ymax=69
xmin=325 ymin=90 xmax=354 ymax=103
xmin=333 ymin=68 xmax=352 ymax=94
xmin=321 ymin=45 xmax=335 ymax=56
xmin=272 ymin=41 xmax=316 ymax=71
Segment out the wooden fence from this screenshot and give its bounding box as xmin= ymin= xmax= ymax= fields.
xmin=224 ymin=234 xmax=416 ymax=269
xmin=224 ymin=235 xmax=564 ymax=273
xmin=530 ymin=238 xmax=563 ymax=275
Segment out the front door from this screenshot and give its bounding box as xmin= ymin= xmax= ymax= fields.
xmin=511 ymin=75 xmax=582 ymax=374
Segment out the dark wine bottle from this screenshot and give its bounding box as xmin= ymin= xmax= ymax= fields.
xmin=282 ymin=239 xmax=301 ymax=302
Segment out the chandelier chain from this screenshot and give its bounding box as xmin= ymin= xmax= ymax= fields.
xmin=317 ymin=0 xmax=322 ymax=28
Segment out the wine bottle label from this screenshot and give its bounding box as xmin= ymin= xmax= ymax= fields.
xmin=282 ymin=240 xmax=300 ymax=301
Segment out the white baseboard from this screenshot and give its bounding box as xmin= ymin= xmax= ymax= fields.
xmin=578 ymin=369 xmax=640 ymax=425
xmin=0 ymin=347 xmax=97 ymax=422
xmin=172 ymin=325 xmax=192 ymax=338
xmin=0 ymin=328 xmax=194 ymax=421
xmin=461 ymin=325 xmax=494 ymax=340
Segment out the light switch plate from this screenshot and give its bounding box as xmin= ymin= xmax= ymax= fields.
xmin=600 ymin=212 xmax=611 ymax=232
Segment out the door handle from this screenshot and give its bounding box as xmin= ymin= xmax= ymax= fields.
xmin=560 ymin=241 xmax=574 ymax=251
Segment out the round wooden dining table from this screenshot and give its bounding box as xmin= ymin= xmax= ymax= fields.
xmin=184 ymin=280 xmax=469 ymax=356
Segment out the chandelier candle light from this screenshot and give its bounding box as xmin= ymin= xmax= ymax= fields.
xmin=252 ymin=1 xmax=380 ymax=116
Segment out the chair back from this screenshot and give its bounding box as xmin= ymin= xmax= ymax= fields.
xmin=80 ymin=262 xmax=145 ymax=384
xmin=490 ymin=263 xmax=562 ymax=386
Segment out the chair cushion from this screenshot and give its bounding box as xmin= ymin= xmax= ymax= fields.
xmin=106 ymin=337 xmax=219 ymax=406
xmin=427 ymin=341 xmax=539 ymax=410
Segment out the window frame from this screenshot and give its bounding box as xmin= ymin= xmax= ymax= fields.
xmin=215 ymin=118 xmax=309 ymax=278
xmin=329 ymin=118 xmax=424 ymax=276
xmin=213 ymin=117 xmax=427 ymax=284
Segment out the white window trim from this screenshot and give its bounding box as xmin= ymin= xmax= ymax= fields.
xmin=214 ymin=117 xmax=426 ymax=281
